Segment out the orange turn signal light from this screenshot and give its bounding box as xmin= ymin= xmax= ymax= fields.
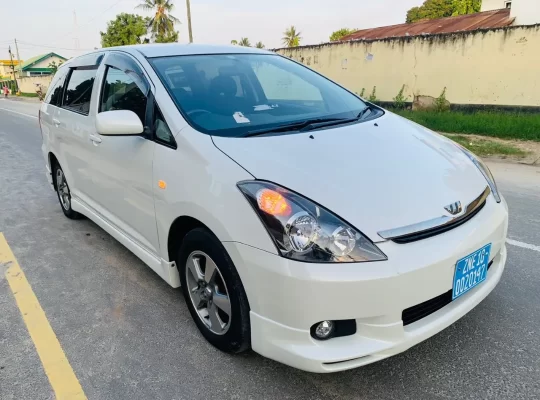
xmin=256 ymin=189 xmax=291 ymax=216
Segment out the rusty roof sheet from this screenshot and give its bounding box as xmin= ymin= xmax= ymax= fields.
xmin=340 ymin=9 xmax=514 ymax=41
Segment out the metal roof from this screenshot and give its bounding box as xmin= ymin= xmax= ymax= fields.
xmin=340 ymin=9 xmax=514 ymax=41
xmin=21 ymin=53 xmax=67 ymax=71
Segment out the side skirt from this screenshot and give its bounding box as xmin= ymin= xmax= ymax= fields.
xmin=71 ymin=196 xmax=181 ymax=288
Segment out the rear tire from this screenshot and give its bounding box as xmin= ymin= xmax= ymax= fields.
xmin=178 ymin=227 xmax=251 ymax=353
xmin=53 ymin=163 xmax=83 ymax=220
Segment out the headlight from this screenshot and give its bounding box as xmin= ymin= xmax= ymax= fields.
xmin=457 ymin=146 xmax=501 ymax=203
xmin=238 ymin=181 xmax=387 ymax=263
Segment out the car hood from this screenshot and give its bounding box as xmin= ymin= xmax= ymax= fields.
xmin=212 ymin=112 xmax=489 ymax=243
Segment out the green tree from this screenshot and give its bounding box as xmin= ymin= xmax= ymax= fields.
xmin=282 ymin=26 xmax=302 ymax=47
xmin=406 ymin=0 xmax=454 ymax=23
xmin=406 ymin=7 xmax=423 ymax=23
xmin=255 ymin=41 xmax=265 ymax=49
xmin=329 ymin=28 xmax=356 ymax=41
xmin=452 ymin=0 xmax=481 ymax=15
xmin=137 ymin=0 xmax=180 ymax=39
xmin=230 ymin=40 xmax=238 ymax=45
xmin=406 ymin=0 xmax=479 ymax=23
xmin=100 ymin=13 xmax=150 ymax=47
xmin=238 ymin=37 xmax=251 ymax=47
xmin=48 ymin=60 xmax=64 ymax=75
xmin=155 ymin=30 xmax=179 ymax=43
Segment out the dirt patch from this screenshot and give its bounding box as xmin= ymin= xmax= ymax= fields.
xmin=445 ymin=133 xmax=540 ymax=165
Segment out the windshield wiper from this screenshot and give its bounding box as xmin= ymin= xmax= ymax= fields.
xmin=298 ymin=117 xmax=359 ymax=132
xmin=244 ymin=117 xmax=349 ymax=137
xmin=244 ymin=106 xmax=376 ymax=137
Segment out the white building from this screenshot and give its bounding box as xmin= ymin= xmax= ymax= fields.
xmin=481 ymin=0 xmax=512 ymax=12
xmin=482 ymin=0 xmax=540 ymax=26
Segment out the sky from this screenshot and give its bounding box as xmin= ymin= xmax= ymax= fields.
xmin=0 ymin=0 xmax=421 ymax=61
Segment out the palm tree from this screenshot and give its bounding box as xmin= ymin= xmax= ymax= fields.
xmin=255 ymin=41 xmax=265 ymax=49
xmin=238 ymin=37 xmax=251 ymax=47
xmin=230 ymin=39 xmax=238 ymax=45
xmin=282 ymin=26 xmax=301 ymax=47
xmin=137 ymin=0 xmax=180 ymax=39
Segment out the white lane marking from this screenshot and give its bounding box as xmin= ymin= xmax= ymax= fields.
xmin=506 ymin=239 xmax=540 ymax=253
xmin=0 ymin=107 xmax=38 ymax=119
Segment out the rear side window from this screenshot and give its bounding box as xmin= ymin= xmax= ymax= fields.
xmin=63 ymin=68 xmax=97 ymax=115
xmin=100 ymin=67 xmax=148 ymax=123
xmin=45 ymin=70 xmax=68 ymax=106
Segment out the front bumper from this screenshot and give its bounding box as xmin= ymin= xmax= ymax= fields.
xmin=224 ymin=195 xmax=508 ymax=373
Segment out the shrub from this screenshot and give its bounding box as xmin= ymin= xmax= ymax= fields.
xmin=368 ymin=86 xmax=378 ymax=103
xmin=434 ymin=87 xmax=450 ymax=112
xmin=393 ymin=85 xmax=408 ymax=109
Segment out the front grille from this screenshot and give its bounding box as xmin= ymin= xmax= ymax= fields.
xmin=392 ymin=200 xmax=487 ymax=244
xmin=402 ymin=260 xmax=494 ymax=326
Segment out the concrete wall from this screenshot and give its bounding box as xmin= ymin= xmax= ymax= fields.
xmin=512 ymin=0 xmax=540 ymax=25
xmin=481 ymin=0 xmax=508 ymax=11
xmin=18 ymin=75 xmax=53 ymax=94
xmin=276 ymin=25 xmax=540 ymax=107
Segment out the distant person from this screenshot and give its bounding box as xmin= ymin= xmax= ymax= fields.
xmin=3 ymin=86 xmax=9 ymax=98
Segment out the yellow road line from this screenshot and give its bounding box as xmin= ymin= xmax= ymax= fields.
xmin=1 ymin=233 xmax=87 ymax=400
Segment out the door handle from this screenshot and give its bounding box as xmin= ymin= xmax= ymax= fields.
xmin=52 ymin=118 xmax=61 ymax=127
xmin=89 ymin=134 xmax=102 ymax=145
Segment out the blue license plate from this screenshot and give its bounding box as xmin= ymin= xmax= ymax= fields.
xmin=452 ymin=243 xmax=491 ymax=300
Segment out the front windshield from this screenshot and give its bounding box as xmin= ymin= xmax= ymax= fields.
xmin=149 ymin=53 xmax=368 ymax=137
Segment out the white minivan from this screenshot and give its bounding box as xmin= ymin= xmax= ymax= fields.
xmin=41 ymin=44 xmax=508 ymax=373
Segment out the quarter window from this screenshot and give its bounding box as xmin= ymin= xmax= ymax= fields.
xmin=101 ymin=67 xmax=148 ymax=123
xmin=63 ymin=68 xmax=97 ymax=115
xmin=154 ymin=105 xmax=176 ymax=148
xmin=45 ymin=70 xmax=67 ymax=106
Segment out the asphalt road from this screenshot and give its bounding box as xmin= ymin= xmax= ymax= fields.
xmin=1 ymin=99 xmax=539 ymax=400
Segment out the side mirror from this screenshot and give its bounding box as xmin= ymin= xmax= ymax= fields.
xmin=95 ymin=110 xmax=144 ymax=136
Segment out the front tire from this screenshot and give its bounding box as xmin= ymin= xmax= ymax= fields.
xmin=53 ymin=164 xmax=82 ymax=220
xmin=178 ymin=228 xmax=251 ymax=353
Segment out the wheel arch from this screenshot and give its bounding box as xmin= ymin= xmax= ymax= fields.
xmin=167 ymin=215 xmax=210 ymax=263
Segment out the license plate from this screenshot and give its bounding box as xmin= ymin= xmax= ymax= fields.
xmin=452 ymin=244 xmax=491 ymax=300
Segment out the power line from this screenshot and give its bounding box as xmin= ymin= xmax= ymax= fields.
xmin=16 ymin=41 xmax=95 ymax=51
xmin=47 ymin=0 xmax=127 ymax=44
xmin=82 ymin=0 xmax=127 ymax=26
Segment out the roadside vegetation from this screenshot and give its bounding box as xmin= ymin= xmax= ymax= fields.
xmin=394 ymin=110 xmax=540 ymax=142
xmin=444 ymin=134 xmax=528 ymax=158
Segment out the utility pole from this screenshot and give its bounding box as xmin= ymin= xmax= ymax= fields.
xmin=14 ymin=39 xmax=22 ymax=77
xmin=8 ymin=46 xmax=19 ymax=93
xmin=186 ymin=0 xmax=193 ymax=43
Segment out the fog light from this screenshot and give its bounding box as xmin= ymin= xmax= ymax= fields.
xmin=313 ymin=320 xmax=335 ymax=340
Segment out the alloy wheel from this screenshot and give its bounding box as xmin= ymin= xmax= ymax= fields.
xmin=185 ymin=251 xmax=232 ymax=335
xmin=56 ymin=169 xmax=71 ymax=211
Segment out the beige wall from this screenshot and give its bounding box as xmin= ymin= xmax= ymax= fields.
xmin=18 ymin=75 xmax=53 ymax=94
xmin=276 ymin=25 xmax=540 ymax=107
xmin=0 ymin=65 xmax=9 ymax=76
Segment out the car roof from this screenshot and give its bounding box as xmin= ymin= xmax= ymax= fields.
xmin=57 ymin=43 xmax=275 ymax=72
xmin=106 ymin=43 xmax=273 ymax=58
